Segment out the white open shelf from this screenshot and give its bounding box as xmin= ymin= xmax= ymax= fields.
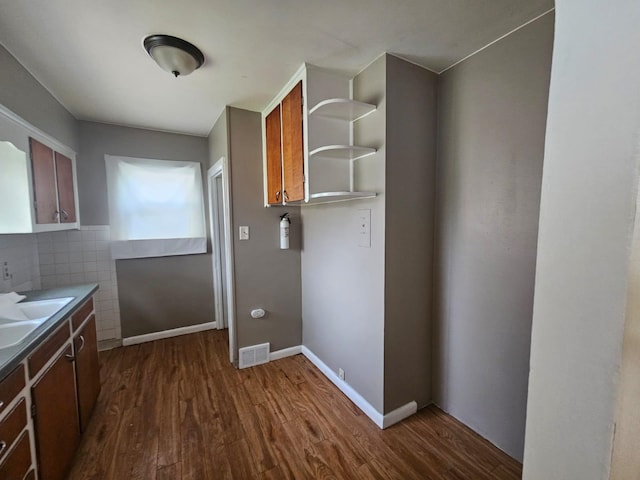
xmin=309 ymin=98 xmax=377 ymax=121
xmin=307 ymin=191 xmax=377 ymax=204
xmin=309 ymin=145 xmax=377 ymax=161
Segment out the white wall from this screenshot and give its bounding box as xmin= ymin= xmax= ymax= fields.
xmin=523 ymin=0 xmax=640 ymax=478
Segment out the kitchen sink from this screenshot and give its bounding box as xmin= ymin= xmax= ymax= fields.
xmin=0 ymin=297 xmax=74 ymax=323
xmin=0 ymin=297 xmax=74 ymax=349
xmin=0 ymin=320 xmax=43 ymax=349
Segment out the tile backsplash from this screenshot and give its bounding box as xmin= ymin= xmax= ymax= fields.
xmin=0 ymin=227 xmax=122 ymax=342
xmin=36 ymin=226 xmax=120 ymax=341
xmin=0 ymin=233 xmax=41 ymax=293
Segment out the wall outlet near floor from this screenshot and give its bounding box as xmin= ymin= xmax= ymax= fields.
xmin=338 ymin=368 xmax=345 ymax=381
xmin=3 ymin=261 xmax=10 ymax=280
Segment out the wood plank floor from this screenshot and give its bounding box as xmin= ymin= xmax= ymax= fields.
xmin=67 ymin=330 xmax=522 ymax=479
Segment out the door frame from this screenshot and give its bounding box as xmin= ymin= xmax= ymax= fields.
xmin=208 ymin=158 xmax=236 ymax=364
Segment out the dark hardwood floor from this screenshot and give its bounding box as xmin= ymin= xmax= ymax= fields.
xmin=67 ymin=330 xmax=522 ymax=479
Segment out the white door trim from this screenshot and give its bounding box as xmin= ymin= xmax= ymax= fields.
xmin=208 ymin=158 xmax=236 ymax=364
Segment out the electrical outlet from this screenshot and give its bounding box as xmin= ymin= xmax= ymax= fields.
xmin=239 ymin=226 xmax=250 ymax=240
xmin=338 ymin=368 xmax=345 ymax=381
xmin=2 ymin=262 xmax=10 ymax=281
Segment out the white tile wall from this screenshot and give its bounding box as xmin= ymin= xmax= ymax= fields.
xmin=0 ymin=234 xmax=41 ymax=293
xmin=37 ymin=226 xmax=121 ymax=341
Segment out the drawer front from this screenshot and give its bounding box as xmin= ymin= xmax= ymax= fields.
xmin=71 ymin=298 xmax=94 ymax=332
xmin=28 ymin=322 xmax=70 ymax=379
xmin=0 ymin=365 xmax=25 ymax=417
xmin=0 ymin=431 xmax=31 ymax=480
xmin=0 ymin=399 xmax=27 ymax=463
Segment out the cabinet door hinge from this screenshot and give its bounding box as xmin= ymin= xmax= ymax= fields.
xmin=31 ymin=403 xmax=36 ymax=418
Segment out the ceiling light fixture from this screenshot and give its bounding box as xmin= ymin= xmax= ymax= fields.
xmin=143 ymin=34 xmax=204 ymax=78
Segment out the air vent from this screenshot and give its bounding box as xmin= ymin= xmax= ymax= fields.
xmin=239 ymin=342 xmax=270 ymax=369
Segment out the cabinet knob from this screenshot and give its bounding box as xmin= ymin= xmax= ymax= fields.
xmin=275 ymin=191 xmax=281 ymax=201
xmin=64 ymin=352 xmax=75 ymax=362
xmin=0 ymin=441 xmax=6 ymax=456
xmin=61 ymin=209 xmax=70 ymax=220
xmin=53 ymin=210 xmax=60 ymax=221
xmin=283 ymin=190 xmax=289 ymax=202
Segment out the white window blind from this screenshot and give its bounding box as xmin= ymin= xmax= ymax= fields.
xmin=105 ymin=155 xmax=206 ymax=259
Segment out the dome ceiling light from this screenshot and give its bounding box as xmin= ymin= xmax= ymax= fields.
xmin=143 ymin=34 xmax=205 ymax=78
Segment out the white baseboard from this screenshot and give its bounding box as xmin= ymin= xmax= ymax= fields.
xmin=382 ymin=400 xmax=418 ymax=428
xmin=270 ymin=345 xmax=302 ymax=361
xmin=301 ymin=346 xmax=415 ymax=429
xmin=122 ymin=321 xmax=217 ymax=346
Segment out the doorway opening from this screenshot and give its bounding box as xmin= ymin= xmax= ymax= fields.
xmin=208 ymin=158 xmax=236 ymax=364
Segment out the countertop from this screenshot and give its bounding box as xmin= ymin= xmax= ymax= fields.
xmin=0 ymin=284 xmax=99 ymax=380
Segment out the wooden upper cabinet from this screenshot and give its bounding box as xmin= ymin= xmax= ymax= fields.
xmin=29 ymin=137 xmax=78 ymax=226
xmin=54 ymin=152 xmax=77 ymax=223
xmin=29 ymin=138 xmax=58 ymax=224
xmin=281 ymin=81 xmax=305 ymax=202
xmin=265 ymin=105 xmax=283 ymax=205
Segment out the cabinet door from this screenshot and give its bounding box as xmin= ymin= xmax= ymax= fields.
xmin=265 ymin=105 xmax=283 ymax=205
xmin=54 ymin=152 xmax=77 ymax=223
xmin=29 ymin=138 xmax=58 ymax=224
xmin=281 ymin=81 xmax=305 ymax=202
xmin=0 ymin=432 xmax=31 ymax=480
xmin=32 ymin=346 xmax=80 ymax=480
xmin=74 ymin=315 xmax=101 ymax=432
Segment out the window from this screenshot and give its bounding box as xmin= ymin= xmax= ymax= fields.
xmin=105 ymin=155 xmax=206 ymax=259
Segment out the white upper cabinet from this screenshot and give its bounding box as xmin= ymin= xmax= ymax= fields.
xmin=0 ymin=106 xmax=80 ymax=233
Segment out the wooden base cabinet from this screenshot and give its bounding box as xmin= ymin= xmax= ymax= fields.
xmin=0 ymin=432 xmax=31 ymax=480
xmin=32 ymin=346 xmax=80 ymax=480
xmin=74 ymin=315 xmax=101 ymax=432
xmin=0 ymin=293 xmax=100 ymax=480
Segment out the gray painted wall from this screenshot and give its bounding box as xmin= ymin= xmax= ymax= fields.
xmin=383 ymin=55 xmax=437 ymax=413
xmin=207 ymin=110 xmax=231 ymax=329
xmin=117 ymin=255 xmax=215 ymax=337
xmin=434 ymin=13 xmax=553 ymax=460
xmin=77 ymin=121 xmax=215 ymax=337
xmin=208 ymin=108 xmax=229 ymax=169
xmin=78 ymin=121 xmax=209 ymax=226
xmin=0 ymin=44 xmax=78 ymax=151
xmin=227 ymin=107 xmax=302 ymax=352
xmin=523 ymin=1 xmax=640 ymax=477
xmin=303 ymin=56 xmax=387 ymax=413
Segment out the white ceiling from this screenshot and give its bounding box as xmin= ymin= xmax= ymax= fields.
xmin=0 ymin=0 xmax=553 ymax=137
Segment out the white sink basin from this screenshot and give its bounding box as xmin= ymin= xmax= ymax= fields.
xmin=0 ymin=297 xmax=74 ymax=323
xmin=0 ymin=321 xmax=43 ymax=349
xmin=0 ymin=297 xmax=74 ymax=349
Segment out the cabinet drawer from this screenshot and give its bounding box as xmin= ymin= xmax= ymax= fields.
xmin=72 ymin=298 xmax=93 ymax=332
xmin=0 ymin=365 xmax=25 ymax=417
xmin=0 ymin=431 xmax=31 ymax=480
xmin=0 ymin=399 xmax=26 ymax=463
xmin=28 ymin=323 xmax=70 ymax=379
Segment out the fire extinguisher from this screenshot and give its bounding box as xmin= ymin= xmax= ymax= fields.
xmin=280 ymin=213 xmax=291 ymax=250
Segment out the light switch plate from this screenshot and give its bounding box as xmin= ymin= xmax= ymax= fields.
xmin=239 ymin=226 xmax=249 ymax=240
xmin=357 ymin=209 xmax=371 ymax=248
